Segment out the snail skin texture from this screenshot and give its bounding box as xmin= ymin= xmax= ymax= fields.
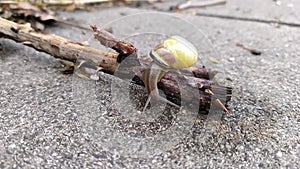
xmin=142 ymin=35 xmax=198 ymax=113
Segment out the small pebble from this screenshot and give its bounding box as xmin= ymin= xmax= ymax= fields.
xmin=90 ymin=74 xmax=100 ymax=81
xmin=275 ymin=151 xmax=283 ymax=159
xmin=228 ymin=57 xmax=235 ymax=62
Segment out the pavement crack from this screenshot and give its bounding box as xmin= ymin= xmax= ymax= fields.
xmin=195 ymin=12 xmax=300 ymax=28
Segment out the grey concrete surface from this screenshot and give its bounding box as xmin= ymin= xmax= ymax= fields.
xmin=154 ymin=0 xmax=300 ymax=25
xmin=0 ymin=1 xmax=299 ymax=168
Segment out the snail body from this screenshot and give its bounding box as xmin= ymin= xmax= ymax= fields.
xmin=141 ymin=35 xmax=198 ymax=112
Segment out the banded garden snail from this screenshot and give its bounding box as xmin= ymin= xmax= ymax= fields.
xmin=141 ymin=35 xmax=199 ymax=113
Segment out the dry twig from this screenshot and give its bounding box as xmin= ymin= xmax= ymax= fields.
xmin=172 ymin=0 xmax=226 ymax=11
xmin=0 ymin=16 xmax=118 ymax=73
xmin=236 ymin=43 xmax=262 ymax=55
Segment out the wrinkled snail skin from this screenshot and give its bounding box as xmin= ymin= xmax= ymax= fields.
xmin=142 ymin=67 xmax=165 ymax=102
xmin=141 ymin=67 xmax=181 ymax=113
xmin=141 ymin=36 xmax=198 ymax=113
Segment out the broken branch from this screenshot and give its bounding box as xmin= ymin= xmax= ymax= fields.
xmin=0 ymin=16 xmax=118 ymax=73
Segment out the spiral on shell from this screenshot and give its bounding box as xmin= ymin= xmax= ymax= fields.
xmin=149 ymin=35 xmax=198 ymax=69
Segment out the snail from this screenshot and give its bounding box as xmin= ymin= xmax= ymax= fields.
xmin=141 ymin=35 xmax=199 ymax=113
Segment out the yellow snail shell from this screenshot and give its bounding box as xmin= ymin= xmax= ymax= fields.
xmin=149 ymin=35 xmax=198 ymax=69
